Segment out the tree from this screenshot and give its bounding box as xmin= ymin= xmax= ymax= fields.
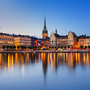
xmin=28 ymin=46 xmax=32 ymax=49
xmin=13 ymin=46 xmax=16 ymax=49
xmin=21 ymin=46 xmax=27 ymax=49
xmin=10 ymin=46 xmax=13 ymax=49
xmin=88 ymin=46 xmax=90 ymax=49
xmin=49 ymin=46 xmax=51 ymax=49
xmin=85 ymin=46 xmax=87 ymax=49
xmin=2 ymin=46 xmax=5 ymax=49
xmin=6 ymin=45 xmax=9 ymax=49
xmin=17 ymin=46 xmax=20 ymax=49
xmin=35 ymin=46 xmax=37 ymax=50
xmin=80 ymin=46 xmax=83 ymax=49
xmin=61 ymin=46 xmax=63 ymax=49
xmin=32 ymin=46 xmax=35 ymax=50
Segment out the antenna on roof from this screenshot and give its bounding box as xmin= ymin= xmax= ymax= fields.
xmin=55 ymin=29 xmax=57 ymax=34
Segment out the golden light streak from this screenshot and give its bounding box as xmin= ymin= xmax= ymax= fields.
xmin=0 ymin=53 xmax=1 ymax=64
xmin=22 ymin=64 xmax=24 ymax=77
xmin=8 ymin=54 xmax=10 ymax=70
xmin=12 ymin=54 xmax=13 ymax=68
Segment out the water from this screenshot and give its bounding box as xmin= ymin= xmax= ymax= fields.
xmin=0 ymin=53 xmax=90 ymax=90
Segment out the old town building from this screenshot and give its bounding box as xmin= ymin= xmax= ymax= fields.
xmin=78 ymin=35 xmax=86 ymax=48
xmin=57 ymin=35 xmax=68 ymax=48
xmin=68 ymin=31 xmax=77 ymax=48
xmin=0 ymin=32 xmax=14 ymax=48
xmin=14 ymin=35 xmax=31 ymax=47
xmin=85 ymin=36 xmax=90 ymax=47
xmin=41 ymin=37 xmax=50 ymax=48
xmin=50 ymin=29 xmax=60 ymax=47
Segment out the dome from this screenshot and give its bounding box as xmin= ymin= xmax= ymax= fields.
xmin=42 ymin=29 xmax=48 ymax=34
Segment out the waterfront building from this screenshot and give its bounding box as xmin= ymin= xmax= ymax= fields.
xmin=42 ymin=17 xmax=48 ymax=39
xmin=41 ymin=37 xmax=50 ymax=49
xmin=85 ymin=36 xmax=90 ymax=48
xmin=36 ymin=39 xmax=41 ymax=47
xmin=0 ymin=32 xmax=14 ymax=48
xmin=41 ymin=16 xmax=50 ymax=49
xmin=31 ymin=37 xmax=37 ymax=46
xmin=50 ymin=29 xmax=60 ymax=47
xmin=14 ymin=35 xmax=31 ymax=47
xmin=68 ymin=31 xmax=77 ymax=48
xmin=57 ymin=35 xmax=68 ymax=48
xmin=78 ymin=35 xmax=86 ymax=48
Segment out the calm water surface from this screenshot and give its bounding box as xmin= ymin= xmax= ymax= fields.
xmin=0 ymin=53 xmax=90 ymax=90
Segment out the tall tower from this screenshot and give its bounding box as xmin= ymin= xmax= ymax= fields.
xmin=55 ymin=29 xmax=57 ymax=34
xmin=42 ymin=16 xmax=48 ymax=39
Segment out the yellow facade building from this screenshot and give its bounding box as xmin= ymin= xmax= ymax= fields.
xmin=78 ymin=35 xmax=86 ymax=48
xmin=14 ymin=35 xmax=31 ymax=47
xmin=68 ymin=31 xmax=77 ymax=48
xmin=57 ymin=36 xmax=68 ymax=48
xmin=0 ymin=33 xmax=14 ymax=48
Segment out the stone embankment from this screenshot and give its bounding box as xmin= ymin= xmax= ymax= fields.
xmin=0 ymin=50 xmax=90 ymax=53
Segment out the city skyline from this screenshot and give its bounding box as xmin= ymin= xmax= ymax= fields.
xmin=0 ymin=0 xmax=90 ymax=38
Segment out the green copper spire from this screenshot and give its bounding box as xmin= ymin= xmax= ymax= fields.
xmin=44 ymin=15 xmax=46 ymax=29
xmin=42 ymin=16 xmax=48 ymax=34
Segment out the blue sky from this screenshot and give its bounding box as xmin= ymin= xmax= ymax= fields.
xmin=0 ymin=0 xmax=90 ymax=38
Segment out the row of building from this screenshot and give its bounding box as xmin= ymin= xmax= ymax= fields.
xmin=50 ymin=31 xmax=90 ymax=48
xmin=0 ymin=17 xmax=90 ymax=49
xmin=0 ymin=33 xmax=40 ymax=49
xmin=42 ymin=17 xmax=90 ymax=49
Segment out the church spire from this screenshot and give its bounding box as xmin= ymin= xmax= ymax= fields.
xmin=42 ymin=15 xmax=48 ymax=39
xmin=44 ymin=15 xmax=46 ymax=29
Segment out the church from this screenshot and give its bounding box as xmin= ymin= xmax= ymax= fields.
xmin=42 ymin=16 xmax=48 ymax=39
xmin=41 ymin=17 xmax=50 ymax=49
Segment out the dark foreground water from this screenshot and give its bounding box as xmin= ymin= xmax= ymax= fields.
xmin=0 ymin=53 xmax=90 ymax=90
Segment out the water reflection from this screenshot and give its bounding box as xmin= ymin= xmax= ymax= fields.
xmin=0 ymin=52 xmax=90 ymax=90
xmin=0 ymin=53 xmax=90 ymax=75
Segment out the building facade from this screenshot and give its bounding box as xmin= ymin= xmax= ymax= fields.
xmin=14 ymin=35 xmax=31 ymax=47
xmin=85 ymin=36 xmax=90 ymax=47
xmin=68 ymin=31 xmax=77 ymax=48
xmin=0 ymin=33 xmax=14 ymax=48
xmin=50 ymin=30 xmax=60 ymax=47
xmin=57 ymin=36 xmax=68 ymax=48
xmin=31 ymin=37 xmax=37 ymax=46
xmin=78 ymin=35 xmax=86 ymax=48
xmin=41 ymin=37 xmax=50 ymax=48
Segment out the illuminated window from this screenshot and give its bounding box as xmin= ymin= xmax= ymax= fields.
xmin=20 ymin=43 xmax=24 ymax=45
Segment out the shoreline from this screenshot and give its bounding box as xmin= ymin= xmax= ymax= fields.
xmin=0 ymin=50 xmax=90 ymax=53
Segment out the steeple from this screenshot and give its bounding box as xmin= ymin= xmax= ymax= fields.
xmin=42 ymin=16 xmax=48 ymax=39
xmin=44 ymin=15 xmax=46 ymax=29
xmin=55 ymin=29 xmax=57 ymax=34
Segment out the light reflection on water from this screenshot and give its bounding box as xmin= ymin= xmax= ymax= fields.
xmin=0 ymin=53 xmax=90 ymax=90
